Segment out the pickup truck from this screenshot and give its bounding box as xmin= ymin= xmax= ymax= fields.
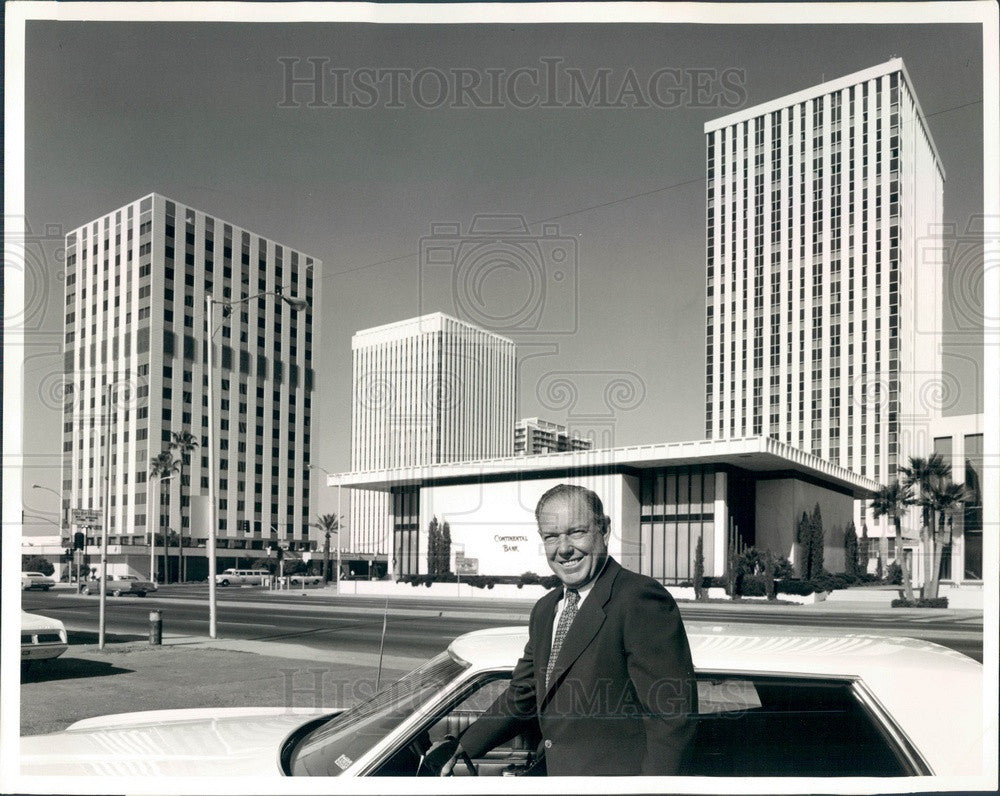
xmin=81 ymin=575 xmax=157 ymax=597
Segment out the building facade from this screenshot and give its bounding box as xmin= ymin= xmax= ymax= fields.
xmin=514 ymin=417 xmax=594 ymax=455
xmin=350 ymin=312 xmax=516 ymax=559
xmin=61 ymin=194 xmax=319 ymax=579
xmin=703 ymin=60 xmax=944 ymax=513
xmin=336 ymin=437 xmax=879 ymax=582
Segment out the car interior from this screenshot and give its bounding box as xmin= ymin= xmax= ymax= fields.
xmin=370 ymin=672 xmax=916 ymax=777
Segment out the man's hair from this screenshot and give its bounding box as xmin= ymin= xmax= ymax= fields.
xmin=535 ymin=483 xmax=608 ymax=528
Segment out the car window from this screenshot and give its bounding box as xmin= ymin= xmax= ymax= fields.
xmin=688 ymin=675 xmax=915 ymax=776
xmin=289 ymin=652 xmax=470 ymax=776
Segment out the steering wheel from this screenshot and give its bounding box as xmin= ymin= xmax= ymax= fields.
xmin=417 ymin=736 xmax=478 ymax=776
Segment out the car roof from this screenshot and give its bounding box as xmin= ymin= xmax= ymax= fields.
xmin=447 ymin=625 xmax=983 ymax=776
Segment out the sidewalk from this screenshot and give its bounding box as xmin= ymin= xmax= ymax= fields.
xmin=20 ymin=633 xmax=417 ymax=737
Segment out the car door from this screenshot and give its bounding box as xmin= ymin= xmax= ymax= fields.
xmin=370 ymin=672 xmax=538 ymax=777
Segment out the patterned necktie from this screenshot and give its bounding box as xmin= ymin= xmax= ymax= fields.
xmin=546 ymin=589 xmax=580 ymax=689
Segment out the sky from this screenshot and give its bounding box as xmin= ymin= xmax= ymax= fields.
xmin=18 ymin=17 xmax=985 ymax=523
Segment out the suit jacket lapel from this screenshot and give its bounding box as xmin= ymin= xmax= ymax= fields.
xmin=539 ymin=558 xmax=621 ymax=708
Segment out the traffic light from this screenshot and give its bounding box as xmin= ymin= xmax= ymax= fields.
xmin=276 ymin=546 xmax=284 ymax=562
xmin=73 ymin=531 xmax=85 ymax=550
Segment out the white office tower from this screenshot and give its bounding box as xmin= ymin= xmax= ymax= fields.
xmin=351 ymin=313 xmax=516 ymax=558
xmin=61 ymin=194 xmax=320 ymax=577
xmin=704 ymin=59 xmax=944 ymax=492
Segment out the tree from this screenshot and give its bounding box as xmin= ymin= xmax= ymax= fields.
xmin=22 ymin=555 xmax=54 ymax=576
xmin=795 ymin=511 xmax=811 ymax=577
xmin=869 ymin=481 xmax=915 ymax=601
xmin=427 ymin=516 xmax=441 ymax=576
xmin=149 ymin=451 xmax=180 ymax=583
xmin=843 ymin=521 xmax=859 ymax=579
xmin=169 ymin=431 xmax=199 ymax=582
xmin=924 ymin=480 xmax=968 ymax=600
xmin=693 ymin=534 xmax=706 ymax=601
xmin=808 ymin=503 xmax=825 ymax=578
xmin=439 ymin=521 xmax=452 ymax=575
xmin=900 ymin=453 xmax=952 ymax=598
xmin=310 ymin=514 xmax=341 ymax=582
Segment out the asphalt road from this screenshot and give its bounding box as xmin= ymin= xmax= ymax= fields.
xmin=22 ymin=585 xmax=984 ymax=662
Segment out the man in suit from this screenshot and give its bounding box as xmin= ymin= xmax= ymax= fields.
xmin=444 ymin=483 xmax=698 ymax=776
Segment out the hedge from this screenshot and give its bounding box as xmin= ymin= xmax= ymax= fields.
xmin=400 ymin=572 xmax=560 ymax=590
xmin=891 ymin=597 xmax=949 ymax=609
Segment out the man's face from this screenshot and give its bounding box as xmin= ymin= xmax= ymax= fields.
xmin=537 ymin=493 xmax=609 ymax=589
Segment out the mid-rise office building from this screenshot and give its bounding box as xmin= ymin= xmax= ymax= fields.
xmin=704 ymin=59 xmax=944 ymax=523
xmin=61 ymin=193 xmax=319 ymax=578
xmin=350 ymin=312 xmax=516 ymax=564
xmin=514 ymin=417 xmax=594 ymax=455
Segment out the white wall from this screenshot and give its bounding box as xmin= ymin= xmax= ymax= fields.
xmin=419 ymin=474 xmax=639 ymax=577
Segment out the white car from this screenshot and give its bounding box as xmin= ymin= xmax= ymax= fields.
xmin=21 ymin=571 xmax=55 ymax=591
xmin=289 ymin=573 xmax=324 ymax=585
xmin=81 ymin=575 xmax=157 ymax=597
xmin=215 ymin=568 xmax=269 ymax=586
xmin=19 ymin=626 xmax=984 ymax=777
xmin=21 ymin=612 xmax=68 ymax=663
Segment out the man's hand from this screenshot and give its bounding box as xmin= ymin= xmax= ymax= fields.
xmin=439 ymin=742 xmax=476 ymax=776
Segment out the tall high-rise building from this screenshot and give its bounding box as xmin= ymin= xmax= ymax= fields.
xmin=514 ymin=417 xmax=595 ymax=455
xmin=704 ymin=59 xmax=944 ymax=496
xmin=351 ymin=313 xmax=516 ymax=560
xmin=61 ymin=194 xmax=319 ymax=576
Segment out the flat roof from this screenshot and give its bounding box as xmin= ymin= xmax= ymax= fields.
xmin=328 ymin=436 xmax=881 ymax=497
xmin=352 ymin=311 xmax=516 ymax=347
xmin=704 ymin=58 xmax=944 ymax=181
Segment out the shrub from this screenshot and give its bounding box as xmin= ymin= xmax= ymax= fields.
xmin=885 ymin=562 xmax=902 ymax=585
xmin=693 ymin=535 xmax=706 ymax=601
xmin=739 ymin=576 xmax=768 ymax=597
xmin=22 ymin=555 xmax=55 ymax=576
xmin=891 ymin=597 xmax=948 ymax=609
xmin=764 ymin=553 xmax=777 ymax=601
xmin=776 ymin=579 xmax=816 ymax=596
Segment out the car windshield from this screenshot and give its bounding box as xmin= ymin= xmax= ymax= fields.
xmin=289 ymin=651 xmax=470 ymax=776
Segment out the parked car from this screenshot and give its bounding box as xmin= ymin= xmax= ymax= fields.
xmin=21 ymin=611 xmax=68 ymax=663
xmin=215 ymin=568 xmax=270 ymax=586
xmin=80 ymin=575 xmax=157 ymax=597
xmin=18 ymin=625 xmax=983 ymax=777
xmin=21 ymin=571 xmax=55 ymax=591
xmin=289 ymin=573 xmax=324 ymax=585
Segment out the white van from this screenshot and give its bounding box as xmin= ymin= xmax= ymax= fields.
xmin=215 ymin=568 xmax=269 ymax=586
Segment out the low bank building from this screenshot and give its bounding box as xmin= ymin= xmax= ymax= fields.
xmin=332 ymin=437 xmax=880 ymax=585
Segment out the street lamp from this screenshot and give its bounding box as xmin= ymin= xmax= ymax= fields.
xmin=33 ymin=485 xmax=80 ymax=584
xmin=309 ymin=464 xmax=343 ymax=590
xmin=206 ymin=286 xmax=309 ymax=639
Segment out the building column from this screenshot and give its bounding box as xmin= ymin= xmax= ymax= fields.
xmin=713 ymin=471 xmax=728 ymax=576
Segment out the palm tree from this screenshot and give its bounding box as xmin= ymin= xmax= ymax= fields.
xmin=869 ymin=481 xmax=915 ymax=601
xmin=925 ymin=481 xmax=969 ymax=600
xmin=149 ymin=451 xmax=180 ymax=582
xmin=169 ymin=431 xmax=199 ymax=582
xmin=310 ymin=514 xmax=342 ymax=583
xmin=899 ymin=453 xmax=951 ymax=597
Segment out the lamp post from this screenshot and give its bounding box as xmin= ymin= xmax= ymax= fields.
xmin=206 ymin=287 xmax=308 ymax=639
xmin=148 ymin=472 xmax=176 ymax=583
xmin=308 ymin=464 xmax=344 ymax=590
xmin=31 ymin=484 xmax=66 ymax=578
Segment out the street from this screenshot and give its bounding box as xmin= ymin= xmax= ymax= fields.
xmin=22 ymin=585 xmax=984 ymax=663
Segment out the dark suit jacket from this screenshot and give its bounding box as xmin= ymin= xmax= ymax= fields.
xmin=459 ymin=558 xmax=698 ymax=776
